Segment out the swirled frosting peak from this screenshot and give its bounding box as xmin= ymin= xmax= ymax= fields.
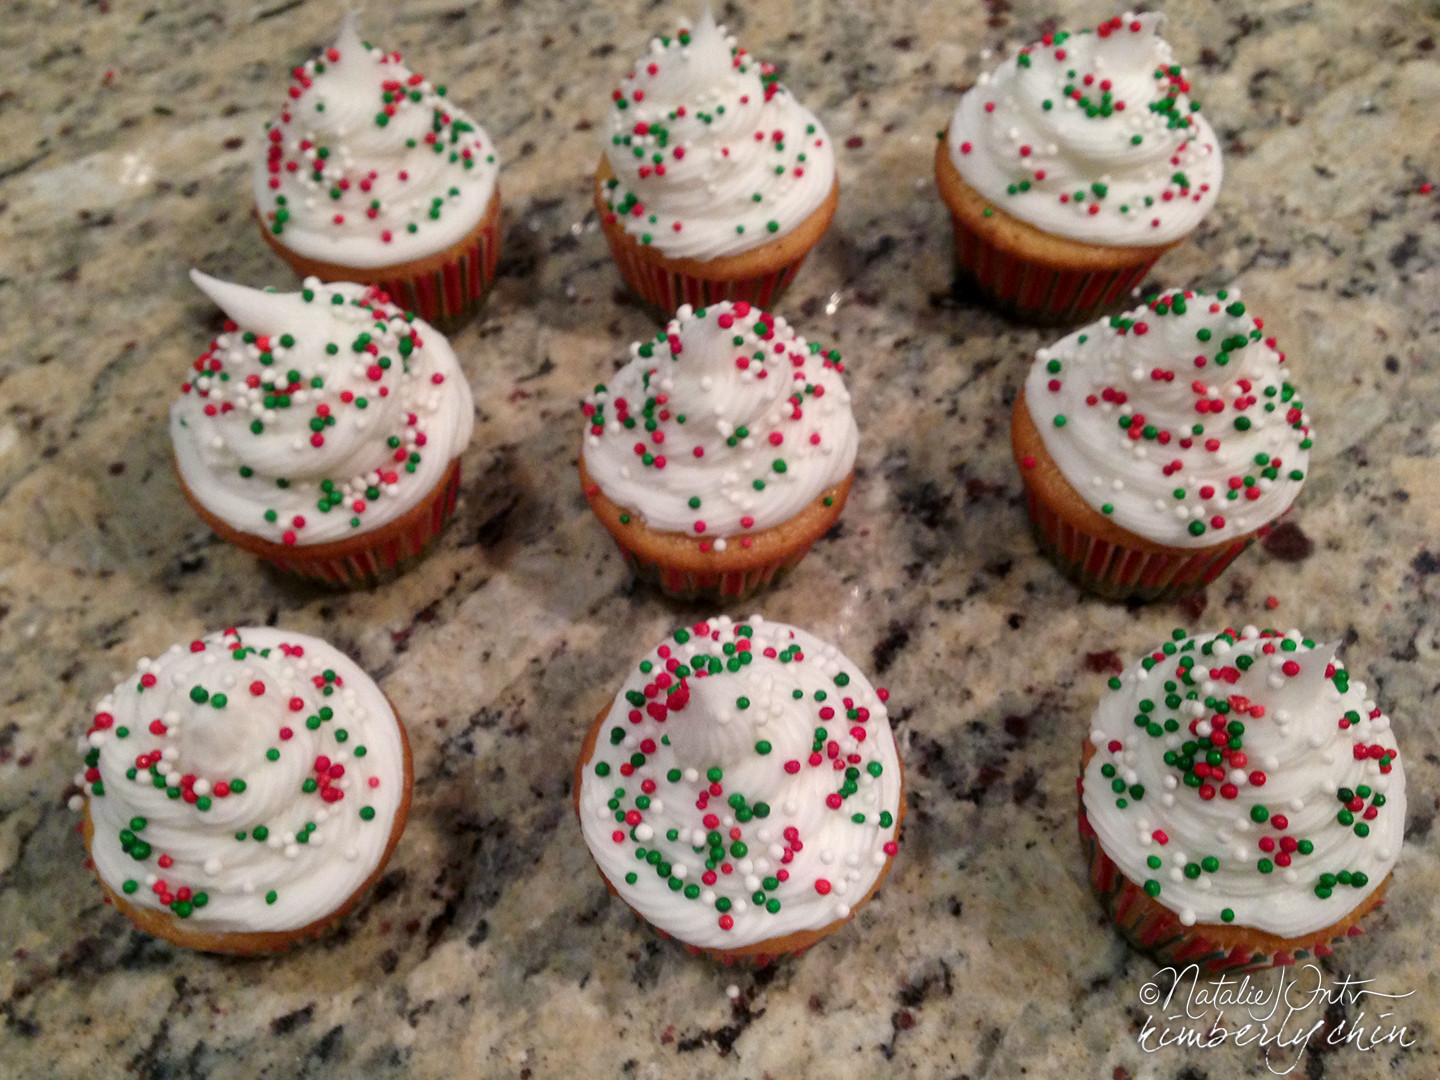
xmin=171 ymin=271 xmax=474 ymax=545
xmin=599 ymin=7 xmax=835 ymax=259
xmin=578 ymin=616 xmax=902 ymax=949
xmin=1084 ymin=627 xmax=1405 ymax=938
xmin=1025 ymin=287 xmax=1311 ymax=547
xmin=254 ymin=15 xmax=499 ymax=266
xmin=580 ymin=301 xmax=857 ymax=536
xmin=75 ymin=627 xmax=407 ymax=934
xmin=948 ymin=12 xmax=1222 ymax=245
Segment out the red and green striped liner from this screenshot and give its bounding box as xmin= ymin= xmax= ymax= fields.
xmin=379 ymin=208 xmax=501 ymax=330
xmin=604 ymin=232 xmax=809 ymax=315
xmin=1022 ymin=482 xmax=1261 ymax=601
xmin=950 ymin=216 xmax=1158 ymax=325
xmin=1079 ymin=794 xmax=1363 ymax=975
xmin=611 ymin=540 xmax=813 ymax=601
xmin=265 ymin=463 xmax=463 ymax=587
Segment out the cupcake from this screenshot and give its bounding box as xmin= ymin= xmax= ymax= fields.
xmin=574 ymin=615 xmax=904 ymax=965
xmin=580 ymin=301 xmax=856 ymax=599
xmin=1080 ymin=627 xmax=1405 ymax=973
xmin=1012 ymin=287 xmax=1311 ymax=600
xmin=936 ymin=13 xmax=1222 ymax=324
xmin=73 ymin=627 xmax=412 ymax=953
xmin=254 ymin=16 xmax=502 ymax=329
xmin=595 ymin=8 xmax=838 ymax=314
xmin=172 ymin=271 xmax=474 ymax=586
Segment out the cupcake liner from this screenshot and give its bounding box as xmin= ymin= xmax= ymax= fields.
xmin=594 ymin=163 xmax=836 ymax=319
xmin=580 ymin=459 xmax=851 ymax=602
xmin=611 ymin=536 xmax=814 ymax=601
xmin=376 ymin=191 xmax=502 ymax=330
xmin=602 ymin=226 xmax=810 ymax=314
xmin=260 ymin=188 xmax=502 ymax=332
xmin=182 ymin=458 xmax=463 ymax=588
xmin=1021 ymin=481 xmax=1256 ymax=602
xmin=265 ymin=461 xmax=463 ymax=586
xmin=950 ymin=212 xmax=1159 ymax=326
xmin=1078 ymin=795 xmax=1369 ymax=975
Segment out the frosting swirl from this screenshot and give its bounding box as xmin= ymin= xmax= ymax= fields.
xmin=947 ymin=12 xmax=1221 ymax=245
xmin=578 ymin=615 xmax=902 ymax=949
xmin=580 ymin=301 xmax=857 ymax=537
xmin=76 ymin=627 xmax=407 ymax=934
xmin=171 ymin=271 xmax=474 ymax=546
xmin=599 ymin=8 xmax=835 ymax=259
xmin=253 ymin=16 xmax=499 ymax=267
xmin=1024 ymin=287 xmax=1311 ymax=548
xmin=1083 ymin=627 xmax=1405 ymax=938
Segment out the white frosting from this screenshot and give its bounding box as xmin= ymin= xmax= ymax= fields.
xmin=948 ymin=12 xmax=1221 ymax=245
xmin=170 ymin=272 xmax=474 ymax=546
xmin=79 ymin=628 xmax=407 ymax=934
xmin=1025 ymin=287 xmax=1311 ymax=548
xmin=599 ymin=8 xmax=835 ymax=259
xmin=1084 ymin=628 xmax=1406 ymax=938
xmin=578 ymin=616 xmax=902 ymax=950
xmin=254 ymin=16 xmax=499 ymax=267
xmin=580 ymin=302 xmax=857 ymax=535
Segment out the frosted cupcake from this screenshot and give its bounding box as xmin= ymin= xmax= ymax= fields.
xmin=74 ymin=627 xmax=412 ymax=953
xmin=575 ymin=615 xmax=904 ymax=965
xmin=937 ymin=13 xmax=1222 ymax=323
xmin=172 ymin=271 xmax=474 ymax=586
xmin=596 ymin=8 xmax=838 ymax=313
xmin=1081 ymin=627 xmax=1405 ymax=973
xmin=1012 ymin=287 xmax=1310 ymax=599
xmin=580 ymin=301 xmax=856 ymax=599
xmin=255 ymin=16 xmax=502 ymax=328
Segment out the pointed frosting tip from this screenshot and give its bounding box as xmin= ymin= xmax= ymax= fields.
xmin=1133 ymin=10 xmax=1166 ymax=36
xmin=189 ymin=268 xmax=240 ymax=312
xmin=188 ymin=270 xmax=291 ymax=335
xmin=693 ymin=3 xmax=718 ymax=38
xmin=334 ymin=10 xmax=365 ymax=55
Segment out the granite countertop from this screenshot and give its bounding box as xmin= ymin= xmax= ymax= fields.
xmin=2 ymin=0 xmax=1438 ymax=1076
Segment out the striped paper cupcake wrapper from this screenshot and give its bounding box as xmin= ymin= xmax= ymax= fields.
xmin=611 ymin=539 xmax=812 ymax=601
xmin=604 ymin=231 xmax=809 ymax=316
xmin=950 ymin=215 xmax=1158 ymax=326
xmin=378 ymin=211 xmax=501 ymax=331
xmin=1023 ymin=483 xmax=1252 ymax=602
xmin=1079 ymin=797 xmax=1362 ymax=975
xmin=263 ymin=463 xmax=463 ymax=587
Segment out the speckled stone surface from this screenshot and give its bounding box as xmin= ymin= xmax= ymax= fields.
xmin=2 ymin=1 xmax=1439 ymax=1076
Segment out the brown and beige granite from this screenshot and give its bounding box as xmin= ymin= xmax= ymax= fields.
xmin=2 ymin=0 xmax=1438 ymax=1076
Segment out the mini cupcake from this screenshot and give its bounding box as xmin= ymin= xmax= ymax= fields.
xmin=172 ymin=271 xmax=474 ymax=586
xmin=595 ymin=8 xmax=838 ymax=313
xmin=73 ymin=627 xmax=412 ymax=953
xmin=936 ymin=13 xmax=1222 ymax=324
xmin=1080 ymin=627 xmax=1405 ymax=973
xmin=255 ymin=16 xmax=501 ymax=328
xmin=575 ymin=615 xmax=904 ymax=965
xmin=1012 ymin=287 xmax=1311 ymax=600
xmin=580 ymin=301 xmax=856 ymax=599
